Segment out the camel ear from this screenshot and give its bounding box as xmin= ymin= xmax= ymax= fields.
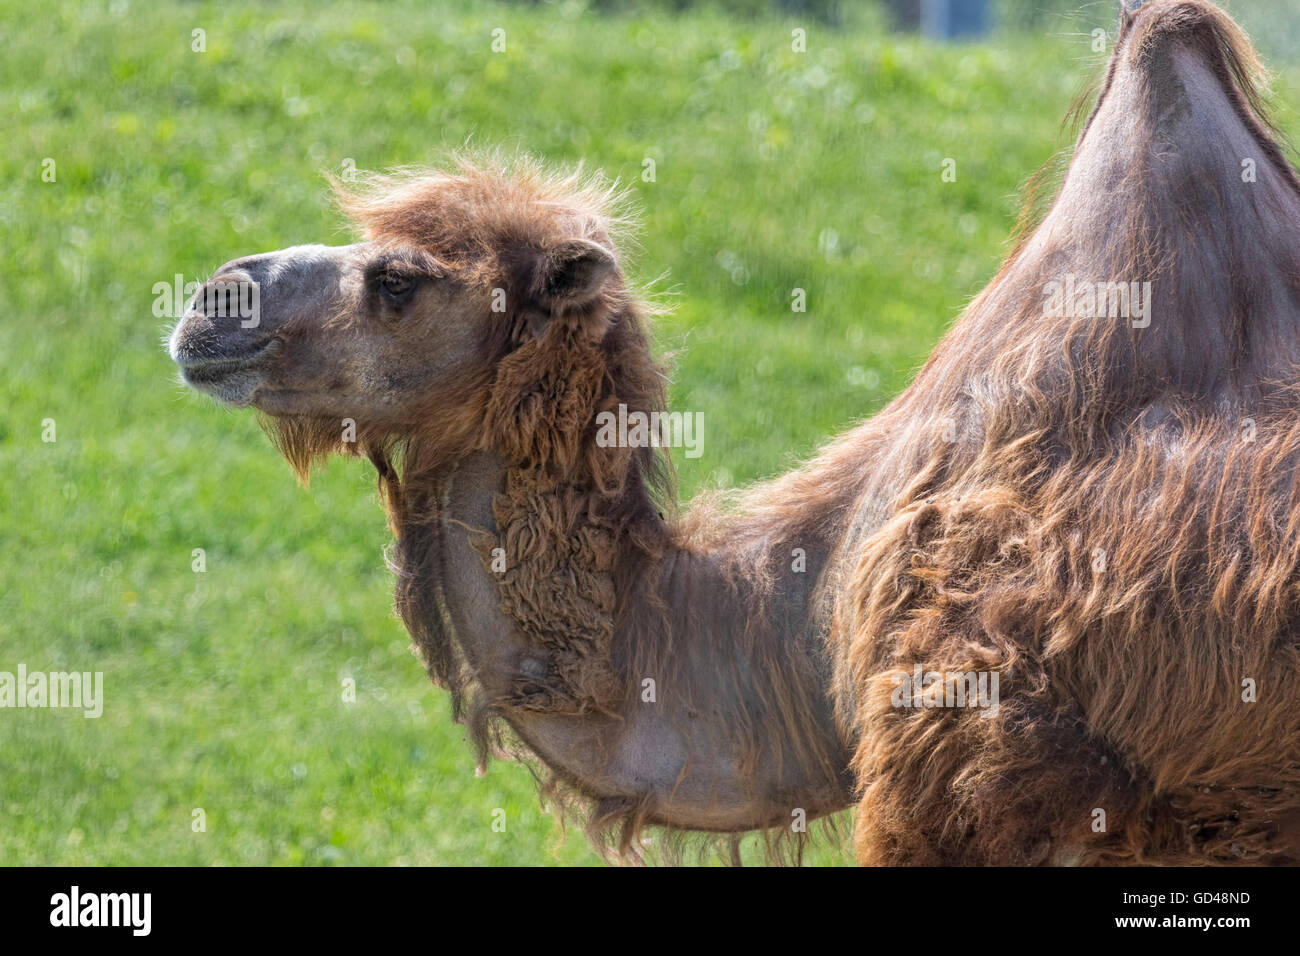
xmin=535 ymin=237 xmax=616 ymax=310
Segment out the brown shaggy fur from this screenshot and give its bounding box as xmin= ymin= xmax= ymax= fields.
xmin=253 ymin=1 xmax=1299 ymax=864
xmin=310 ymin=158 xmax=846 ymax=862
xmin=831 ymin=1 xmax=1300 ymax=864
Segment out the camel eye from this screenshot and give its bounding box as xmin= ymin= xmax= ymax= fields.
xmin=378 ymin=271 xmax=416 ymax=304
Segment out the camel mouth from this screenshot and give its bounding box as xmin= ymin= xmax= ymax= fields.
xmin=173 ymin=338 xmax=280 ymax=406
xmin=173 ymin=337 xmax=278 ymax=370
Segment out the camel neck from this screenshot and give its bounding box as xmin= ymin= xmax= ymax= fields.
xmin=395 ymin=451 xmax=853 ymax=840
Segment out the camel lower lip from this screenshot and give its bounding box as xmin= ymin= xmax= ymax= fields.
xmin=173 ymin=338 xmax=278 ymax=373
xmin=175 ymin=339 xmax=279 ymax=406
xmin=178 ymin=363 xmax=262 ymax=404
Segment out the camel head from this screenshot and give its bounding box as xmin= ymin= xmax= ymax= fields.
xmin=169 ymin=158 xmax=675 ymax=730
xmin=169 ymin=159 xmax=656 ymax=481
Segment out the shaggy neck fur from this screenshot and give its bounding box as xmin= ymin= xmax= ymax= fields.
xmin=377 ymin=292 xmax=854 ymax=860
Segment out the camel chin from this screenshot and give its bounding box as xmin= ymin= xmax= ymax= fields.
xmin=174 ymin=362 xmax=263 ymax=407
xmin=169 ymin=327 xmax=278 ymax=408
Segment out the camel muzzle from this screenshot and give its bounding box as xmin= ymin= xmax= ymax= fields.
xmin=169 ymin=269 xmax=279 ymax=405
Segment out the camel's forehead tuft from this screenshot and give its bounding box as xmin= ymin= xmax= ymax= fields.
xmin=334 ymin=156 xmax=633 ymax=275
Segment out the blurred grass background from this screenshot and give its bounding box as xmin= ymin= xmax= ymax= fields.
xmin=1 ymin=0 xmax=1297 ymax=865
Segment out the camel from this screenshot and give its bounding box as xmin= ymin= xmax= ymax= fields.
xmin=170 ymin=0 xmax=1299 ymax=864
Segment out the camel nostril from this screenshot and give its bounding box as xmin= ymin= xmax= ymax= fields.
xmin=192 ymin=273 xmax=258 ymax=314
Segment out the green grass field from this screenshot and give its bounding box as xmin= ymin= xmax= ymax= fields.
xmin=2 ymin=0 xmax=1297 ymax=865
